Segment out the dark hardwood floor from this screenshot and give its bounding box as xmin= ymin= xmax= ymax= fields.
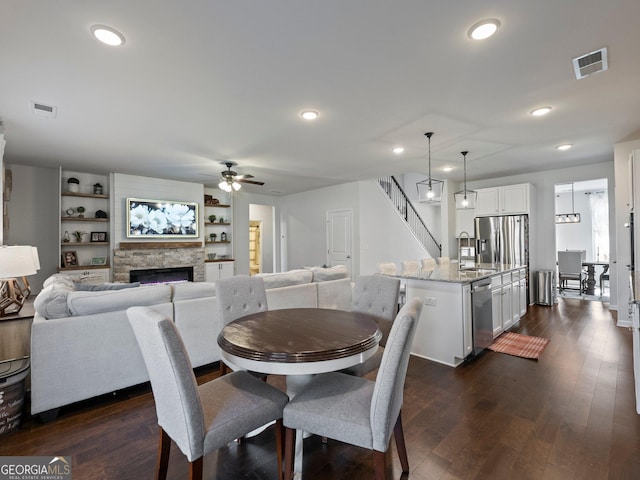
xmin=2 ymin=297 xmax=639 ymax=479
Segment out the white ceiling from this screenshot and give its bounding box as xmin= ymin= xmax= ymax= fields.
xmin=2 ymin=1 xmax=640 ymax=196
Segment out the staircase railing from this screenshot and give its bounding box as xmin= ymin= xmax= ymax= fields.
xmin=378 ymin=176 xmax=442 ymax=259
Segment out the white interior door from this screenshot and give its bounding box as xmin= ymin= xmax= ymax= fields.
xmin=327 ymin=209 xmax=353 ymax=276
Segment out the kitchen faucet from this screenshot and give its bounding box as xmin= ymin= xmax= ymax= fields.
xmin=458 ymin=231 xmax=472 ymax=269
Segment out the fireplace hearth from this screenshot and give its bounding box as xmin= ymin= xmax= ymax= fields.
xmin=130 ymin=266 xmax=194 ymax=284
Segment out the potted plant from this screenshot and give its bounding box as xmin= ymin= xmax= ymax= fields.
xmin=209 ymin=233 xmax=217 ymax=242
xmin=73 ymin=231 xmax=85 ymax=243
xmin=76 ymin=206 xmax=86 ymax=218
xmin=67 ymin=177 xmax=80 ymax=193
xmin=208 ymin=214 xmax=216 ymax=223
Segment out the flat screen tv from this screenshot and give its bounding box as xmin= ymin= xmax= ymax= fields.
xmin=126 ymin=198 xmax=199 ymax=238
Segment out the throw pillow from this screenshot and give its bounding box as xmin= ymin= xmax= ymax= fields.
xmin=74 ymin=282 xmax=140 ymax=291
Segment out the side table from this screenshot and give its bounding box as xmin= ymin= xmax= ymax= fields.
xmin=0 ymin=297 xmax=35 ymax=361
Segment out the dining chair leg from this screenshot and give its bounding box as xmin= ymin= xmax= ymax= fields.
xmin=188 ymin=457 xmax=203 ymax=480
xmin=283 ymin=427 xmax=295 ymax=480
xmin=156 ymin=427 xmax=171 ymax=480
xmin=275 ymin=419 xmax=284 ymax=480
xmin=373 ymin=450 xmax=387 ymax=480
xmin=220 ymin=361 xmax=229 ymax=376
xmin=393 ymin=412 xmax=409 ymax=475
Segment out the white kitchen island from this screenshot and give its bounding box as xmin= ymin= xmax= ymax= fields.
xmin=386 ymin=263 xmax=527 ymax=367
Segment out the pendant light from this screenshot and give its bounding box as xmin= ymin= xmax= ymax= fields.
xmin=555 ymin=182 xmax=581 ymax=223
xmin=416 ymin=132 xmax=444 ymax=203
xmin=454 ymin=151 xmax=477 ymax=209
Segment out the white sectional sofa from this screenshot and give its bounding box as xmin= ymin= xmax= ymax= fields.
xmin=30 ymin=267 xmax=351 ymax=420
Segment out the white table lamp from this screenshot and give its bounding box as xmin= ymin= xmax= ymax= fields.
xmin=0 ymin=245 xmax=40 ymax=316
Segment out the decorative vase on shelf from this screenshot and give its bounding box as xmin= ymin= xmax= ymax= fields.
xmin=67 ymin=177 xmax=80 ymax=193
xmin=210 ymin=233 xmax=217 ymax=242
xmin=63 ymin=231 xmax=70 ymax=243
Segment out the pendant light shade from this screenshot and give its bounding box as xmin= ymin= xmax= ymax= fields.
xmin=454 ymin=151 xmax=477 ymax=209
xmin=416 ymin=132 xmax=445 ymax=203
xmin=555 ymin=182 xmax=581 ymax=223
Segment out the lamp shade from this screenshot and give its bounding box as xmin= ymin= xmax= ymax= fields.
xmin=0 ymin=246 xmax=39 ymax=278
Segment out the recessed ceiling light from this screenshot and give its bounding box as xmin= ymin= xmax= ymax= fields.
xmin=91 ymin=25 xmax=125 ymax=46
xmin=556 ymin=144 xmax=573 ymax=151
xmin=530 ymin=106 xmax=552 ymax=117
xmin=300 ymin=110 xmax=319 ymax=120
xmin=442 ymin=166 xmax=453 ymax=172
xmin=392 ymin=146 xmax=405 ymax=154
xmin=468 ymin=19 xmax=500 ymax=40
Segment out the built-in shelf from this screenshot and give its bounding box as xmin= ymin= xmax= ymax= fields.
xmin=61 ymin=192 xmax=109 ymax=199
xmin=61 ymin=217 xmax=109 ymax=222
xmin=205 ymin=241 xmax=231 ymax=244
xmin=205 ymin=222 xmax=231 ymax=226
xmin=58 ymin=264 xmax=110 ymax=271
xmin=61 ymin=242 xmax=109 ymax=247
xmin=205 ymin=259 xmax=234 ymax=263
xmin=204 ymin=203 xmax=230 ymax=208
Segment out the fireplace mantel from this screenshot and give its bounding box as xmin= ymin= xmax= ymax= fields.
xmin=119 ymin=241 xmax=202 ymax=249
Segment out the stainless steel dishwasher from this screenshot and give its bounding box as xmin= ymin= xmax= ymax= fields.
xmin=471 ymin=279 xmax=493 ymax=356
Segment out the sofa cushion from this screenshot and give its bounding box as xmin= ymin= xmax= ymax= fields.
xmin=256 ymin=269 xmax=313 ymax=289
xmin=309 ymin=265 xmax=349 ymax=282
xmin=74 ymin=282 xmax=140 ymax=291
xmin=316 ymin=277 xmax=352 ymax=310
xmin=67 ymin=284 xmax=173 ymax=316
xmin=171 ymin=281 xmax=216 ymax=301
xmin=266 ymin=283 xmax=318 ymax=309
xmin=34 ymin=283 xmax=74 ymax=319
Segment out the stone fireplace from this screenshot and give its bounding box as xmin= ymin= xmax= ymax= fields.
xmin=113 ymin=242 xmax=205 ymax=283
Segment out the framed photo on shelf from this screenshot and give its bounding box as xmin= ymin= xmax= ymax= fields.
xmin=90 ymin=231 xmax=107 ymax=242
xmin=63 ymin=251 xmax=78 ymax=267
xmin=90 ymin=256 xmax=107 ymax=266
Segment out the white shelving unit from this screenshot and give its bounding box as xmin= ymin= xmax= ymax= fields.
xmin=203 ymin=188 xmax=234 ymax=280
xmin=58 ymin=169 xmax=110 ymax=283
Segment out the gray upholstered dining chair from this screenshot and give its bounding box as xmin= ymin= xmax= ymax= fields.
xmin=341 ymin=274 xmax=401 ymax=377
xmin=557 ymin=250 xmax=585 ymax=293
xmin=215 ymin=275 xmax=268 ymax=375
xmin=282 ymin=297 xmax=422 ymax=480
xmin=127 ymin=306 xmax=289 ymax=480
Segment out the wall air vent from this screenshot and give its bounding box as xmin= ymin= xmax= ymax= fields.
xmin=30 ymin=101 xmax=57 ymax=118
xmin=572 ymin=47 xmax=608 ymax=80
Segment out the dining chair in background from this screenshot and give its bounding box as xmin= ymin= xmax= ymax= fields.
xmin=127 ymin=306 xmax=289 ymax=480
xmin=215 ymin=275 xmax=268 ymax=375
xmin=421 ymin=258 xmax=437 ymax=270
xmin=341 ymin=274 xmax=401 ymax=377
xmin=557 ymin=250 xmax=585 ymax=293
xmin=282 ymin=297 xmax=423 ymax=480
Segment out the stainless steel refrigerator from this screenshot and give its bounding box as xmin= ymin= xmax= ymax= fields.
xmin=474 ymin=215 xmax=529 ymax=267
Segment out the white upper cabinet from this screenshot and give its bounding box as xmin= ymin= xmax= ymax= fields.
xmin=475 ymin=183 xmax=531 ymax=217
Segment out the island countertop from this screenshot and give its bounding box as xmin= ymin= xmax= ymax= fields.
xmin=385 ymin=263 xmax=525 ymax=283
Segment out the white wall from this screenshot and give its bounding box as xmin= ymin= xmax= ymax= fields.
xmin=467 ymin=161 xmax=616 ymax=308
xmin=111 ymin=173 xmax=204 ymax=245
xmin=5 ymin=163 xmax=59 ymax=293
xmin=358 ymin=180 xmax=431 ymax=274
xmin=555 ymin=191 xmax=594 ymax=255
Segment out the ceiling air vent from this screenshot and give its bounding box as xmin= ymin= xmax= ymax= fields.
xmin=572 ymin=47 xmax=608 ymax=80
xmin=30 ymin=101 xmax=57 ymax=118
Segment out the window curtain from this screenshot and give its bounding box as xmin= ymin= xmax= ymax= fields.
xmin=589 ymin=192 xmax=609 ymax=261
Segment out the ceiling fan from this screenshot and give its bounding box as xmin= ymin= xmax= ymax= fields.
xmin=218 ymin=161 xmax=264 ymax=192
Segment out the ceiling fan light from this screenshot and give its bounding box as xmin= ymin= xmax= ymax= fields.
xmin=232 ymin=181 xmax=241 ymax=191
xmin=218 ymin=181 xmax=231 ymax=192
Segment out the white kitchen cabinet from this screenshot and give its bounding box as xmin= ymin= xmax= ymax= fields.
xmin=475 ymin=183 xmax=531 ymax=217
xmin=501 ymin=282 xmax=513 ymax=330
xmin=407 ymin=280 xmax=472 ymax=367
xmin=511 ymin=275 xmax=521 ymax=325
xmin=519 ymin=278 xmax=527 ymax=317
xmin=205 ymin=261 xmax=234 ymax=281
xmin=491 ymin=283 xmax=503 ymax=337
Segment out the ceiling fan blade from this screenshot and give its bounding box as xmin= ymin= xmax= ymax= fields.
xmin=239 ymin=179 xmax=265 ymax=186
xmin=235 ymin=173 xmax=254 ymax=180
